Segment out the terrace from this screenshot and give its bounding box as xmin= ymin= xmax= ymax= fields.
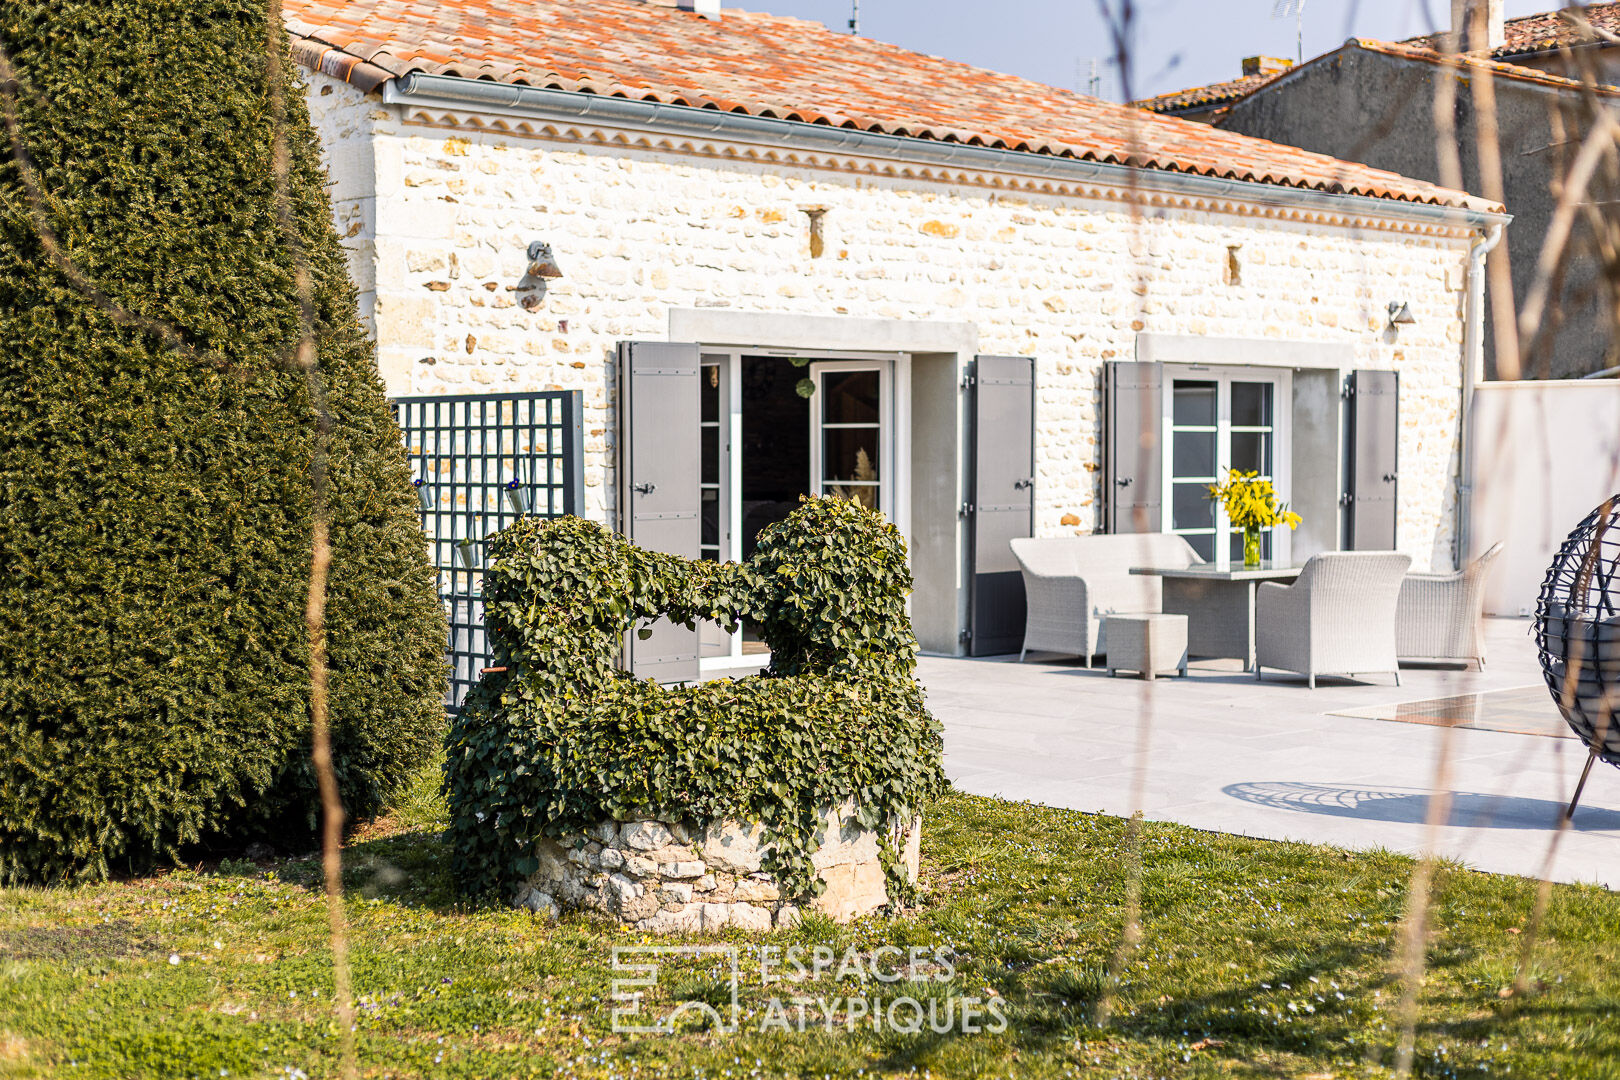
xmin=924 ymin=617 xmax=1620 ymax=888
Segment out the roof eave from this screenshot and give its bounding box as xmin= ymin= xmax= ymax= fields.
xmin=382 ymin=72 xmax=1507 ymax=228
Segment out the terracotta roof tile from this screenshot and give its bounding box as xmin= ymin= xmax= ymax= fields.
xmin=284 ymin=0 xmax=1497 ymax=212
xmin=1404 ymin=3 xmax=1620 ymax=57
xmin=1135 ymin=71 xmax=1280 ymax=114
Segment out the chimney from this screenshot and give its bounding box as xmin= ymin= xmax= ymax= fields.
xmin=678 ymin=0 xmax=721 ymax=16
xmin=1241 ymin=56 xmax=1293 ymax=78
xmin=1448 ymin=0 xmax=1505 ymax=53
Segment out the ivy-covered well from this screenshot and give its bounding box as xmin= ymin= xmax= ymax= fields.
xmin=445 ymin=497 xmax=945 ymax=916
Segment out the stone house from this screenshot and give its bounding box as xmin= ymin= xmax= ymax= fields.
xmin=1140 ymin=1 xmax=1620 ymax=380
xmin=286 ymin=0 xmax=1505 ymax=668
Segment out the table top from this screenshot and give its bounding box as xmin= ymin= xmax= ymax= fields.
xmin=1129 ymin=562 xmax=1303 ymax=582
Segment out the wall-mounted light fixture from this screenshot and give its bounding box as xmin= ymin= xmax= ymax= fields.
xmin=1387 ymin=301 xmax=1416 ymax=329
xmin=526 ymin=241 xmax=563 ymax=280
xmin=503 ymin=477 xmax=529 ymax=516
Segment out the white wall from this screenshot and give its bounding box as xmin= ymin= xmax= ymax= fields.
xmin=1469 ymin=380 xmax=1620 ymax=615
xmin=303 ymin=70 xmax=1477 ymax=573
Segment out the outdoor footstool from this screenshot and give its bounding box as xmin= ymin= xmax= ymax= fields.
xmin=1104 ymin=613 xmax=1189 ymax=680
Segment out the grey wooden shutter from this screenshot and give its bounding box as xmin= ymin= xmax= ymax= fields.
xmin=617 ymin=341 xmax=701 ymax=683
xmin=1105 ymin=361 xmax=1163 ymax=533
xmin=1346 ymin=369 xmax=1399 ymax=550
xmin=967 ymin=355 xmax=1035 ymax=656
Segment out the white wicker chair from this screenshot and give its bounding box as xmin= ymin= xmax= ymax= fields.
xmin=1396 ymin=542 xmax=1503 ymax=668
xmin=1009 ymin=534 xmax=1202 ymax=665
xmin=1255 ymin=551 xmax=1411 ymax=688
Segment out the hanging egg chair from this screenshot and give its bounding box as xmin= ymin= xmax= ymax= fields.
xmin=1535 ymin=495 xmax=1620 ymax=820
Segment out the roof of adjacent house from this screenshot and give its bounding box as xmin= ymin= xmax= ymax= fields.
xmin=1135 ymin=71 xmax=1282 ymax=116
xmin=283 ymin=0 xmax=1498 ymax=213
xmin=1403 ymin=3 xmax=1620 ymax=58
xmin=1142 ymin=5 xmax=1620 ymax=121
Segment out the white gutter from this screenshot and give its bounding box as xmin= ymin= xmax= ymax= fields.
xmin=384 ymin=74 xmax=1511 ymax=233
xmin=1456 ymin=221 xmax=1506 ymax=570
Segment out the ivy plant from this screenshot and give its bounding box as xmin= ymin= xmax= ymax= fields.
xmin=444 ymin=496 xmax=945 ymax=904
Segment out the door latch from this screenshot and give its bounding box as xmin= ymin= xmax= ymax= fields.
xmin=1115 ymin=477 xmax=1133 ymax=488
xmin=632 ymin=482 xmax=657 ymax=494
xmin=1382 ymin=473 xmax=1398 ymax=483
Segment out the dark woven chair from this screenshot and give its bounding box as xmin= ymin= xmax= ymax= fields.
xmin=1535 ymin=496 xmax=1620 ymax=820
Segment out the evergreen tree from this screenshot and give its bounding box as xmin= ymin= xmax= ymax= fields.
xmin=0 ymin=0 xmax=447 ymax=882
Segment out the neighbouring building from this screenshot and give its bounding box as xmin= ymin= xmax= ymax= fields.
xmin=286 ymin=0 xmax=1504 ymax=669
xmin=1140 ymin=0 xmax=1620 ymax=380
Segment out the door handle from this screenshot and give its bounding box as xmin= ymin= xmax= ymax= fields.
xmin=1116 ymin=477 xmax=1133 ymax=488
xmin=1013 ymin=478 xmax=1033 ymax=490
xmin=1382 ymin=473 xmax=1398 ymax=483
xmin=632 ymin=482 xmax=656 ymax=495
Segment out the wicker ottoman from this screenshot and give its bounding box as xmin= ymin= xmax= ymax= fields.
xmin=1105 ymin=613 xmax=1189 ymax=680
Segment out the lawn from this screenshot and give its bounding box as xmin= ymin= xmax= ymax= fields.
xmin=1 ymin=764 xmax=1616 ymax=1079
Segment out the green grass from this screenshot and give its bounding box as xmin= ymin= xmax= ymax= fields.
xmin=1 ymin=767 xmax=1617 ymax=1079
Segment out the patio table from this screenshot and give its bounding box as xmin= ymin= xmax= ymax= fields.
xmin=1129 ymin=562 xmax=1302 ymax=671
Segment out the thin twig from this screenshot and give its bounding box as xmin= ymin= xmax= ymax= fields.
xmin=264 ymin=1 xmax=356 ymax=1074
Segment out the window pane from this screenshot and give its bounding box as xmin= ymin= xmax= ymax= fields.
xmin=1172 ymin=430 xmax=1216 ymax=479
xmin=701 ymin=426 xmax=719 ymax=485
xmin=823 ymin=428 xmax=880 ymax=483
xmin=828 ymin=484 xmax=879 ymax=510
xmin=701 ymin=364 xmax=720 ymax=423
xmin=1232 ymin=381 xmax=1272 ymax=428
xmin=701 ymin=488 xmax=719 ymax=548
xmin=1185 ymin=532 xmax=1215 ymax=561
xmin=821 ymin=370 xmax=881 ymax=425
xmin=1231 ymin=431 xmax=1271 ymax=475
xmin=1172 ymin=381 xmax=1217 ymax=427
xmin=1172 ymin=482 xmax=1216 ymax=530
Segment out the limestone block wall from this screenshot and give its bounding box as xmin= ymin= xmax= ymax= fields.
xmin=514 ymin=809 xmax=922 ymax=932
xmin=304 ymin=72 xmax=1476 ymax=572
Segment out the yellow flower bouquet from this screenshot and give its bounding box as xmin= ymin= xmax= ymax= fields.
xmin=1206 ymin=468 xmax=1301 ymax=566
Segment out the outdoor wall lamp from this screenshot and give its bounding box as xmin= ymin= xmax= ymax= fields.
xmin=526 ymin=241 xmax=563 ymax=280
xmin=1387 ymin=301 xmax=1416 ymax=328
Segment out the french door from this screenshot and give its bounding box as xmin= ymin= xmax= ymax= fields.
xmin=697 ymin=352 xmax=898 ymax=669
xmin=1164 ymin=367 xmax=1291 ymax=565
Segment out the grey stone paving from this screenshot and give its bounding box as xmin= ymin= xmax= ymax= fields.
xmin=919 ymin=618 xmax=1620 ymax=888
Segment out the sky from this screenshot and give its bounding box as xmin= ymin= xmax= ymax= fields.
xmin=752 ymin=0 xmax=1561 ymax=101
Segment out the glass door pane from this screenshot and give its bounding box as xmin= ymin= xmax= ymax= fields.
xmin=812 ymin=364 xmax=885 ymax=514
xmin=1168 ymin=379 xmax=1218 ymax=561
xmin=1227 ymin=380 xmax=1276 ymax=562
xmin=698 ymin=356 xmax=732 ymax=658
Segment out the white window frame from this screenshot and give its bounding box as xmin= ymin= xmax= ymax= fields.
xmin=1161 ymin=364 xmax=1293 ymax=568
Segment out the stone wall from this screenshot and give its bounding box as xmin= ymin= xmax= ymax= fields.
xmin=304 ymin=70 xmax=1477 ymax=573
xmin=514 ymin=808 xmax=922 ymax=932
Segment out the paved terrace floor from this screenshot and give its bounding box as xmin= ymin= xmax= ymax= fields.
xmin=920 ymin=618 xmax=1620 ymax=889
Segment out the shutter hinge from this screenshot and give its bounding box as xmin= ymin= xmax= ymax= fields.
xmin=960 ymin=372 xmax=976 ymax=390
xmin=1339 ymin=492 xmax=1353 ymax=507
xmin=958 ymin=628 xmax=972 ymax=643
xmin=959 ymin=502 xmax=974 ymax=518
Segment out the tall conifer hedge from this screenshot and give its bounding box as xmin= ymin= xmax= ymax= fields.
xmin=0 ymin=1 xmax=447 ymax=882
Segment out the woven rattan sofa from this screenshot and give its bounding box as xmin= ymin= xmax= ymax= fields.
xmin=1395 ymin=542 xmax=1503 ymax=668
xmin=1255 ymin=552 xmax=1411 ymax=688
xmin=1009 ymin=534 xmax=1202 ymax=664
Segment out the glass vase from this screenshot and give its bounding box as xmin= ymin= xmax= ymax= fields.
xmin=1242 ymin=525 xmax=1263 ymax=568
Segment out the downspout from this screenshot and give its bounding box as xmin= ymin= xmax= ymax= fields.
xmin=1456 ymin=221 xmax=1504 ymax=570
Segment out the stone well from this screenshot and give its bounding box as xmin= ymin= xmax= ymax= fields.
xmin=513 ymin=805 xmax=921 ymax=932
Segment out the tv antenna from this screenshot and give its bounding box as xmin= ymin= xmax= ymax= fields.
xmin=849 ymin=0 xmax=859 ymax=34
xmin=1272 ymin=0 xmax=1306 ymax=64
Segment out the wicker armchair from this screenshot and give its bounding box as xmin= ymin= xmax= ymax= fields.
xmin=1009 ymin=534 xmax=1202 ymax=665
xmin=1396 ymin=542 xmax=1503 ymax=668
xmin=1255 ymin=552 xmax=1411 ymax=688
